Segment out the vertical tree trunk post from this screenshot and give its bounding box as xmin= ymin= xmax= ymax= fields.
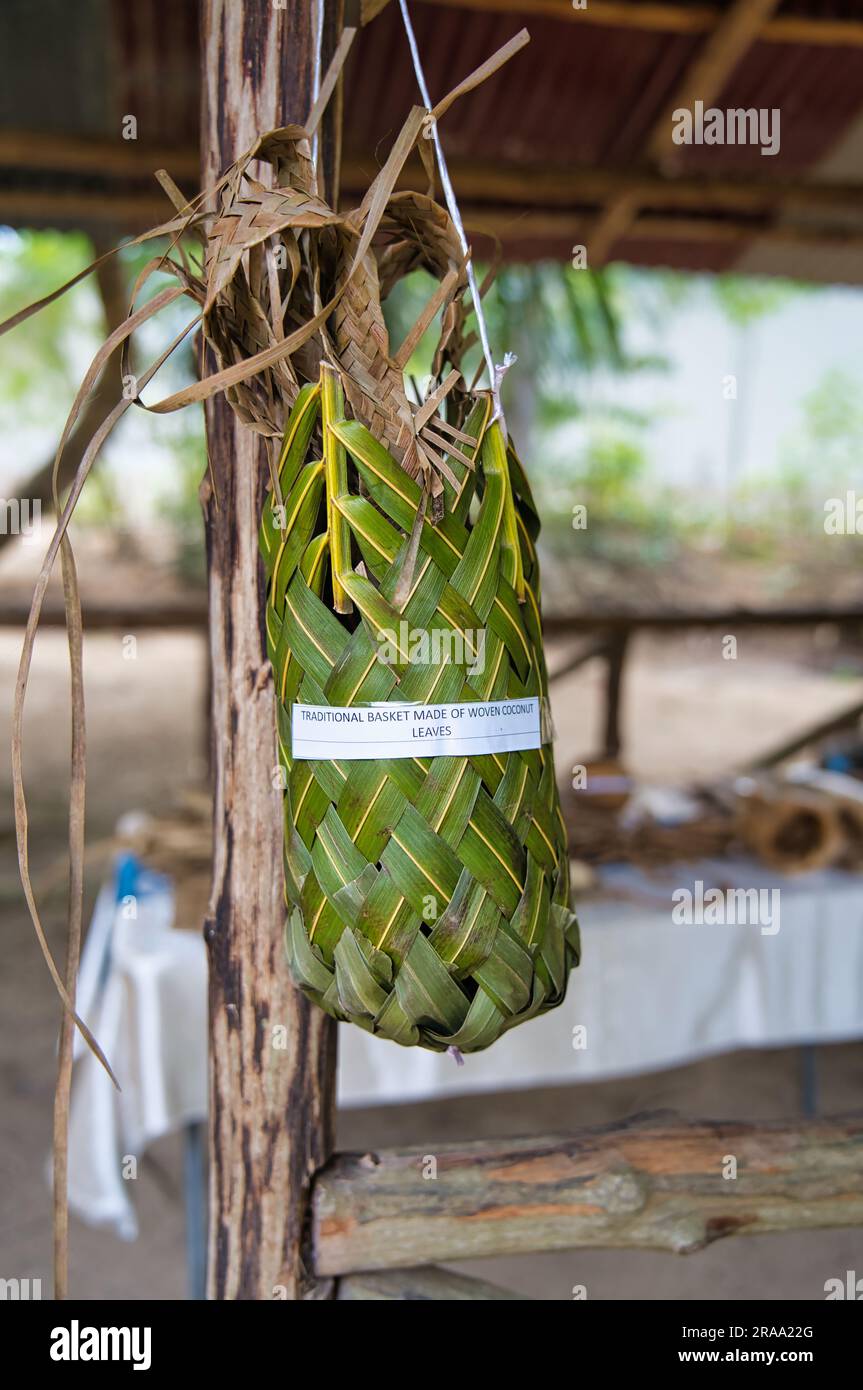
xmin=200 ymin=0 xmax=340 ymax=1301
xmin=603 ymin=631 xmax=630 ymax=760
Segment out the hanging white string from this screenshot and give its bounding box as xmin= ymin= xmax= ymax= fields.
xmin=398 ymin=0 xmax=514 ymax=432
xmin=311 ymin=0 xmax=326 ymax=175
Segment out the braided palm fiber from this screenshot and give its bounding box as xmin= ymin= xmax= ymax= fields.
xmin=378 ymin=193 xmax=472 ymax=377
xmin=200 ymin=126 xmax=335 ymax=438
xmin=327 ymin=192 xmax=471 ymax=474
xmin=259 ymin=370 xmax=579 ymax=1052
xmin=198 ymin=128 xmax=472 ymax=455
xmin=377 ymin=193 xmax=466 ymax=299
xmin=328 ymin=223 xmax=416 ymax=467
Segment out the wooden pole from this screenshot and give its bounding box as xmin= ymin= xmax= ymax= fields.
xmin=602 ymin=632 xmax=629 ymax=759
xmin=313 ymin=1114 xmax=863 ymax=1274
xmin=200 ymin=0 xmax=339 ymax=1302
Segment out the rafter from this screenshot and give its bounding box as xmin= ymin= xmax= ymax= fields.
xmin=3 ymin=133 xmax=861 ymax=220
xmin=4 ymin=183 xmax=863 ymax=257
xmin=344 ymin=155 xmax=863 ymax=215
xmin=367 ymin=0 xmax=863 ymax=47
xmin=460 ymin=205 xmax=863 ymax=251
xmin=0 ymin=131 xmax=199 ymax=180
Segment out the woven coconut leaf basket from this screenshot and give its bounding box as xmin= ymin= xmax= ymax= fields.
xmin=8 ymin=29 xmax=579 ymax=1060
xmin=248 ymin=104 xmax=580 ymax=1047
xmin=261 ymin=371 xmax=579 ymax=1051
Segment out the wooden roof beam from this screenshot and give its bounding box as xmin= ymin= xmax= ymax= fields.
xmin=0 ymin=188 xmax=172 ymax=227
xmin=0 ymin=131 xmax=200 ymax=180
xmin=461 ymin=205 xmax=863 ymax=252
xmin=362 ymin=156 xmax=863 ymax=214
xmin=6 ymin=133 xmax=863 ymax=217
xmin=373 ymin=0 xmax=863 ymax=47
xmin=4 ymin=187 xmax=863 ymax=253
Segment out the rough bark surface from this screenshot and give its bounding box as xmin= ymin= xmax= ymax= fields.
xmin=337 ymin=1267 xmax=529 ymax=1300
xmin=313 ymin=1114 xmax=863 ymax=1274
xmin=201 ymin=0 xmax=338 ymax=1302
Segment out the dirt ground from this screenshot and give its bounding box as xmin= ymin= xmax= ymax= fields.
xmin=1 ymin=624 xmax=862 ymax=1300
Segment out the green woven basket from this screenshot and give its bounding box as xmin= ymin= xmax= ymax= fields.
xmin=260 ymin=367 xmax=579 ymax=1052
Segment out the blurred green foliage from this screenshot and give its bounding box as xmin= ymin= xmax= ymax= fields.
xmin=1 ymin=228 xmax=859 ymax=580
xmin=0 ymin=229 xmax=99 ymax=426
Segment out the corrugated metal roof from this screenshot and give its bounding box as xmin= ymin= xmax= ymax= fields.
xmin=339 ymin=2 xmax=863 ymax=274
xmin=1 ymin=0 xmax=863 ymax=278
xmin=345 ymin=8 xmax=706 ymax=168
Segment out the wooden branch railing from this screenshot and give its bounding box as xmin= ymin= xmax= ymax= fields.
xmin=337 ymin=1267 xmax=528 ymax=1300
xmin=312 ymin=1114 xmax=863 ymax=1278
xmin=1 ymin=598 xmax=857 ymax=633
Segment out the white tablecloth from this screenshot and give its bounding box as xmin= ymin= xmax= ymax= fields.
xmin=67 ymin=856 xmax=207 ymax=1238
xmin=337 ymin=858 xmax=863 ymax=1106
xmin=67 ymin=852 xmax=863 ymax=1236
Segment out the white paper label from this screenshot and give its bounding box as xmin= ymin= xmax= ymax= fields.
xmin=291 ymin=697 xmax=542 ymax=761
